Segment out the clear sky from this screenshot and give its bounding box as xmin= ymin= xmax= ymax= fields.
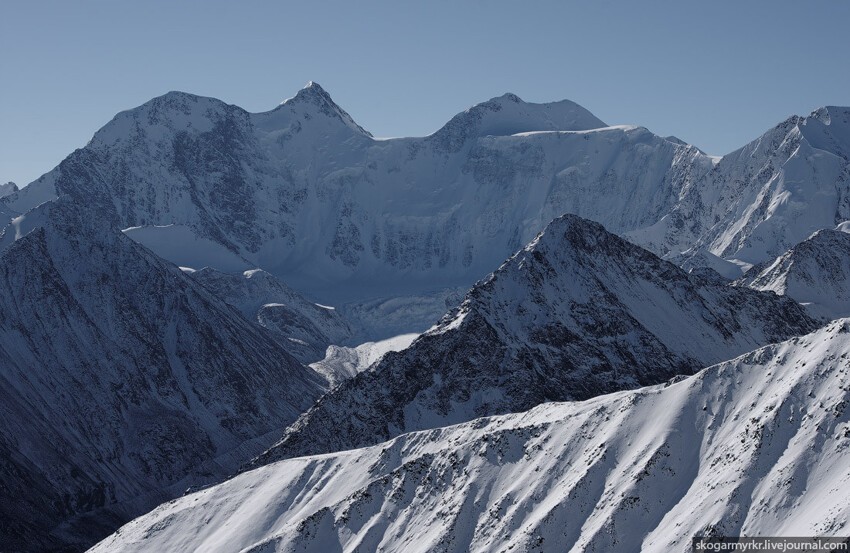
xmin=1 ymin=0 xmax=849 ymax=187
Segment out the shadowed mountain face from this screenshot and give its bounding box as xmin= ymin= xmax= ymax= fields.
xmin=256 ymin=215 xmax=817 ymax=465
xmin=0 ymin=151 xmax=326 ymax=552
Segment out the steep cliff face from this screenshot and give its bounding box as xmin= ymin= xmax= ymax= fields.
xmin=0 ymin=152 xmax=325 ymax=551
xmin=256 ymin=215 xmax=817 ymax=464
xmin=92 ymin=319 xmax=850 ymax=553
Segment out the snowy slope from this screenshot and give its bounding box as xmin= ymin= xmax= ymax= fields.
xmin=736 ymin=229 xmax=850 ymax=320
xmin=0 ymin=152 xmax=326 ymax=551
xmin=0 ymin=84 xmax=713 ymax=337
xmin=92 ymin=319 xmax=850 ymax=553
xmin=629 ymin=106 xmax=850 ymax=264
xmin=256 ymin=215 xmax=817 ymax=464
xmin=188 ymin=267 xmax=354 ymax=363
xmin=309 ymin=333 xmax=419 ymax=387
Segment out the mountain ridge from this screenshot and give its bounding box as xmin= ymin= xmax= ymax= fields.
xmin=91 ymin=319 xmax=850 ymax=553
xmin=1 ymin=82 xmax=720 ymax=338
xmin=4 ymin=86 xmax=845 ymax=341
xmin=255 ymin=214 xmax=817 ymax=465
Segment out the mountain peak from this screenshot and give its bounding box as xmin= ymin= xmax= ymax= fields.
xmin=526 ymin=213 xmax=608 ymax=251
xmin=0 ymin=182 xmax=18 ymax=199
xmin=494 ymin=92 xmax=523 ymax=104
xmin=286 ymin=80 xmax=333 ymax=105
xmin=738 ymin=228 xmax=850 ymax=320
xmin=428 ymin=94 xmax=606 ymax=153
xmin=144 ymin=90 xmax=229 ymax=112
xmin=159 ymin=89 xmax=203 ymax=101
xmin=278 ymin=81 xmax=372 ymax=136
xmin=254 ymin=214 xmax=815 ymax=465
xmin=810 ymin=105 xmax=850 ymax=125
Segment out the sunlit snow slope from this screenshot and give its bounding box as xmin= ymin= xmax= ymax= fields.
xmin=629 ymin=106 xmax=850 ymax=267
xmin=93 ymin=319 xmax=850 ymax=553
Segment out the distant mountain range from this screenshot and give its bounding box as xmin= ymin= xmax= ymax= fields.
xmin=6 ymin=84 xmax=847 ymax=336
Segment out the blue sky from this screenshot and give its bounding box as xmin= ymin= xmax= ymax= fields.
xmin=1 ymin=0 xmax=848 ymax=187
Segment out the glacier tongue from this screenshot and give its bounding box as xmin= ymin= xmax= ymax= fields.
xmin=188 ymin=266 xmax=354 ymax=364
xmin=90 ymin=319 xmax=850 ymax=553
xmin=309 ymin=332 xmax=419 ymax=388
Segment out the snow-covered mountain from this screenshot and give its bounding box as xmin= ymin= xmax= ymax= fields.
xmin=736 ymin=228 xmax=850 ymax=320
xmin=629 ymin=106 xmax=850 ymax=268
xmin=187 ymin=267 xmax=353 ymax=363
xmin=0 ymin=152 xmax=326 ymax=551
xmin=91 ymin=318 xmax=850 ymax=553
xmin=0 ymin=83 xmax=714 ymax=337
xmin=255 ymin=215 xmax=817 ymax=464
xmin=4 ymin=84 xmax=846 ymax=337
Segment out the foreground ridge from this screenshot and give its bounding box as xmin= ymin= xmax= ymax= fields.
xmin=93 ymin=319 xmax=850 ymax=553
